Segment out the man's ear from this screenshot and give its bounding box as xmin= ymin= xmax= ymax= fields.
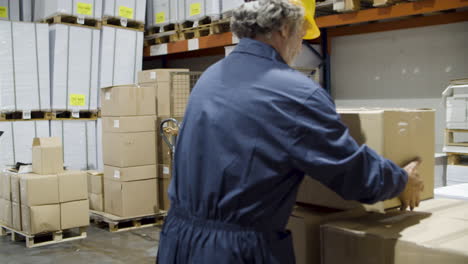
xmin=279 ymin=24 xmax=290 ymax=39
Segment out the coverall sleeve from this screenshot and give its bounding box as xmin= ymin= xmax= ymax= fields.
xmin=289 ymin=88 xmax=408 ymax=204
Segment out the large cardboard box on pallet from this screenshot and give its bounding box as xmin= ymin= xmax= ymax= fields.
xmin=103 ymin=131 xmax=157 ymax=167
xmin=104 ymin=178 xmax=158 ymax=217
xmin=104 ymin=165 xmax=157 ymax=182
xmin=21 ymin=204 xmax=61 ymax=235
xmin=87 ymin=171 xmax=104 ymax=195
xmin=102 ymin=116 xmax=157 ymax=133
xmin=32 ymin=138 xmax=64 ymax=175
xmin=138 ymin=69 xmax=189 ymax=117
xmin=60 ymin=200 xmax=90 ymax=229
xmin=0 ymin=21 xmax=50 ymax=112
xmin=58 ymin=171 xmax=88 ymax=203
xmin=20 ymin=174 xmax=60 ymax=206
xmin=99 ymin=26 xmax=143 ymax=90
xmin=0 ymin=199 xmax=13 ymax=227
xmin=320 ymin=199 xmax=468 ymax=264
xmin=89 ymin=193 xmax=104 ymax=211
xmin=102 ymin=0 xmax=146 ymax=23
xmin=33 ymin=0 xmax=103 ymax=21
xmin=297 ymin=109 xmax=435 ymax=210
xmin=101 ymin=85 xmax=157 ymax=117
xmin=12 ymin=202 xmax=21 ymax=230
xmin=287 ymin=205 xmax=368 ymax=264
xmin=0 ymin=171 xmax=11 ymax=200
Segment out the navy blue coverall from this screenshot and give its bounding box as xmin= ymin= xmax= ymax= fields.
xmin=156 ymin=38 xmax=408 ymax=263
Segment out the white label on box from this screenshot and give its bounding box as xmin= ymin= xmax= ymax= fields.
xmin=120 ymin=17 xmax=128 ymax=27
xmin=77 ymin=16 xmax=85 ymax=25
xmin=163 ymin=166 xmax=170 ymax=175
xmin=22 ymin=110 xmax=31 ymax=120
xmin=151 ymin=44 xmax=168 ymax=56
xmin=232 ymin=34 xmax=240 ymax=44
xmin=150 ymin=72 xmax=157 ymax=80
xmin=114 ymin=170 xmax=121 ymax=179
xmin=114 ymin=120 xmax=120 ymax=128
xmin=105 ymin=92 xmax=111 ymax=100
xmin=188 ymin=39 xmax=199 ymax=51
xmin=72 ymin=110 xmax=80 ymax=118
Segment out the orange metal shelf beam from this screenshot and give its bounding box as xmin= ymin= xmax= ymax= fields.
xmin=316 ymin=0 xmax=468 ymax=28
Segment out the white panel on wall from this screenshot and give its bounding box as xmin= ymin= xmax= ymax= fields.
xmin=12 ymin=121 xmax=49 ymax=164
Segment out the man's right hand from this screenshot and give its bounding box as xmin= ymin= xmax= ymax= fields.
xmin=399 ymin=159 xmax=424 ymax=211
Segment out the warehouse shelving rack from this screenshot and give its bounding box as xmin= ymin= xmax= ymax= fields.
xmin=143 ymin=0 xmax=468 ymax=93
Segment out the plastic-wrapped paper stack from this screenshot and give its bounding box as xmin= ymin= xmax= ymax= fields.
xmin=0 ymin=0 xmax=19 ymax=21
xmin=185 ymin=0 xmax=220 ymax=22
xmin=102 ymin=0 xmax=147 ymax=23
xmin=33 ymin=0 xmax=103 ymax=21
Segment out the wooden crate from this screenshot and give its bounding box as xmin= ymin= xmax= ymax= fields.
xmin=89 ymin=210 xmax=166 ymax=233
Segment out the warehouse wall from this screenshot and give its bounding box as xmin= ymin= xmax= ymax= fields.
xmin=332 ymin=21 xmax=468 ymax=152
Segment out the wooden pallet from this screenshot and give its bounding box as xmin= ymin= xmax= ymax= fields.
xmin=146 ymin=23 xmax=179 ymax=35
xmin=179 ymin=18 xmax=231 ymax=41
xmin=102 ymin=16 xmax=145 ymax=31
xmin=0 ymin=225 xmax=87 ymax=248
xmin=0 ymin=111 xmax=52 ymax=122
xmin=445 ymin=129 xmax=468 ymax=148
xmin=315 ymin=0 xmax=421 ymax=16
xmin=51 ymin=110 xmax=99 ymax=120
xmin=446 ymin=152 xmax=468 ymax=166
xmin=145 ymin=31 xmax=180 ymax=46
xmin=43 ymin=14 xmax=101 ymax=29
xmin=89 ymin=210 xmax=166 ymax=233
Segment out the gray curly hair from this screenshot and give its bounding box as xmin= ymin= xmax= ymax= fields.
xmin=231 ymin=0 xmax=304 ymax=39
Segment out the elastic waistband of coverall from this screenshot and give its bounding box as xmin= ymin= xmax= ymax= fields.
xmin=169 ymin=206 xmax=273 ymax=234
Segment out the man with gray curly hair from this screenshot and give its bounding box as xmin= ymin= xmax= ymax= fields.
xmin=157 ymin=0 xmax=423 ymax=263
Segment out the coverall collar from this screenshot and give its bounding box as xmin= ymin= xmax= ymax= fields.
xmin=232 ymin=38 xmax=287 ymax=64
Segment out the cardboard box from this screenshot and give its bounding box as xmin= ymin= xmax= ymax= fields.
xmin=103 ymin=131 xmax=157 ymax=167
xmin=10 ymin=173 xmax=21 ymax=203
xmin=21 ymin=204 xmax=60 ymax=235
xmin=60 ymin=200 xmax=90 ymax=229
xmin=104 ymin=179 xmax=158 ymax=217
xmin=0 ymin=199 xmax=12 ymax=227
xmin=321 ymin=199 xmax=468 ymax=264
xmin=297 ymin=109 xmax=435 ymax=210
xmin=102 ymin=116 xmax=157 ymax=133
xmin=87 ymin=171 xmax=104 ymax=195
xmin=0 ymin=170 xmax=11 ymax=200
xmin=58 ymin=171 xmax=88 ymax=203
xmin=287 ymin=205 xmax=367 ymax=264
xmin=104 ymin=165 xmax=157 ymax=182
xmin=32 ymin=137 xmax=64 ymax=175
xmin=49 ymin=24 xmax=100 ymax=111
xmin=20 ymin=174 xmax=59 ymax=206
xmin=158 ymin=177 xmax=171 ymax=211
xmin=138 ymin=69 xmax=188 ymax=84
xmin=101 ymin=85 xmax=156 ymax=116
xmin=89 ymin=193 xmax=104 ymax=212
xmin=12 ymin=202 xmax=21 ymax=230
xmin=99 ymin=26 xmax=143 ymax=89
xmin=50 ymin=120 xmax=98 ymax=171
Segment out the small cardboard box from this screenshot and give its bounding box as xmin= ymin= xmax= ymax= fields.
xmin=20 ymin=174 xmax=59 ymax=206
xmin=0 ymin=171 xmax=12 ymax=200
xmin=103 ymin=131 xmax=157 ymax=167
xmin=87 ymin=171 xmax=104 ymax=195
xmin=101 ymin=85 xmax=157 ymax=117
xmin=32 ymin=137 xmax=64 ymax=175
xmin=89 ymin=193 xmax=104 ymax=212
xmin=297 ymin=109 xmax=435 ymax=210
xmin=321 ymin=199 xmax=468 ymax=264
xmin=0 ymin=199 xmax=13 ymax=227
xmin=60 ymin=200 xmax=90 ymax=229
xmin=21 ymin=204 xmax=61 ymax=235
xmin=10 ymin=173 xmax=21 ymax=204
xmin=12 ymin=202 xmax=21 ymax=230
xmin=58 ymin=171 xmax=88 ymax=203
xmin=104 ymin=165 xmax=157 ymax=182
xmin=102 ymin=116 xmax=157 ymax=133
xmin=104 ymin=179 xmax=158 ymax=217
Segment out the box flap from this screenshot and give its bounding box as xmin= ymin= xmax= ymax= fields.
xmin=32 ymin=137 xmax=62 ymax=148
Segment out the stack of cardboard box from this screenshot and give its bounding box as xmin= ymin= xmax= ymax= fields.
xmin=289 ymin=109 xmax=436 ymax=264
xmin=101 ymin=85 xmax=159 ymax=217
xmin=138 ymin=69 xmax=189 ymax=211
xmin=0 ymin=137 xmax=89 ymax=235
xmin=87 ymin=171 xmax=104 ymax=211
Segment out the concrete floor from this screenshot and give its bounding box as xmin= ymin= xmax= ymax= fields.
xmin=0 ymin=225 xmax=160 ymax=264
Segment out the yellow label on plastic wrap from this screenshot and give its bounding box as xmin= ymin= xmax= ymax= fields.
xmin=77 ymin=2 xmax=93 ymax=16
xmin=70 ymin=94 xmax=86 ymax=106
xmin=155 ymin=12 xmax=166 ymax=23
xmin=119 ymin=6 xmax=134 ymax=19
xmin=0 ymin=6 xmax=8 ymax=18
xmin=190 ymin=3 xmax=202 ymax=16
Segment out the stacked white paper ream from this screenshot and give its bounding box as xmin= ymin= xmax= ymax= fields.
xmin=146 ymin=0 xmax=154 ymax=28
xmin=185 ymin=0 xmax=221 ymax=22
xmin=0 ymin=21 xmax=50 ymax=113
xmin=435 ymin=183 xmax=468 ymax=200
xmin=152 ymin=0 xmax=170 ymax=27
xmin=97 ymin=118 xmax=103 ymax=171
xmin=102 ymin=0 xmax=147 ymax=23
xmin=0 ymin=0 xmax=20 ymax=21
xmin=51 ymin=120 xmax=98 ymax=171
xmin=49 ymin=24 xmax=100 ymax=112
xmin=99 ymin=26 xmax=143 ymax=89
xmin=221 ymin=0 xmax=244 ymax=14
xmin=20 ymin=0 xmax=33 ymax=21
xmin=443 ymin=84 xmax=468 ymax=129
xmin=0 ymin=121 xmax=49 ymax=168
xmin=176 ymin=0 xmax=186 ymax=23
xmin=446 ymin=165 xmax=468 ymax=186
xmin=34 ymin=0 xmax=103 ymax=21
